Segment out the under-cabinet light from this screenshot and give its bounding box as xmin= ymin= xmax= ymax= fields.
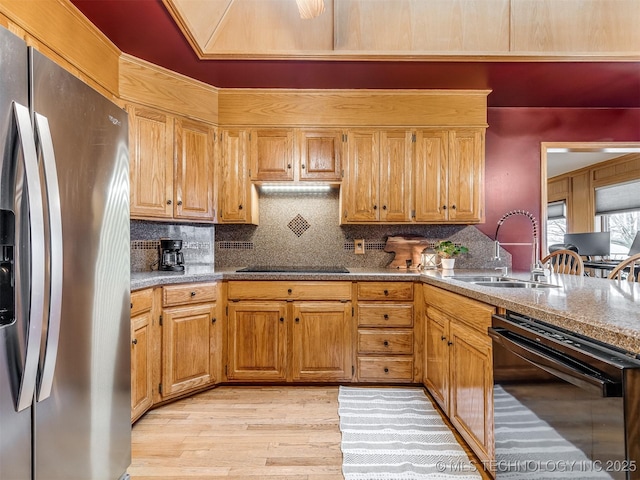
xmin=259 ymin=184 xmax=332 ymax=193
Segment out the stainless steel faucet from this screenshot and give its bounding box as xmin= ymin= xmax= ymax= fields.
xmin=493 ymin=210 xmax=545 ymax=281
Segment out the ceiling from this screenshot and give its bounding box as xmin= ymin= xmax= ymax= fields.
xmin=69 ymin=0 xmax=640 ymax=108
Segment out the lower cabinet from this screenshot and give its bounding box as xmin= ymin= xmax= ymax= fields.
xmin=226 ymin=281 xmax=353 ymax=383
xmin=130 ymin=288 xmax=154 ymax=422
xmin=160 ymin=282 xmax=221 ymax=400
xmin=423 ymin=284 xmax=495 ymax=466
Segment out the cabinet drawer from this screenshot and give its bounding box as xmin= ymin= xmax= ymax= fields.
xmin=358 ymin=303 xmax=413 ymax=327
xmin=163 ymin=282 xmax=217 ymax=307
xmin=357 ymin=330 xmax=413 ymax=354
xmin=357 ymin=282 xmax=413 ymax=301
xmin=227 ymin=281 xmax=351 ymax=301
xmin=357 ymin=357 xmax=414 ymax=382
xmin=423 ymin=284 xmax=495 ymax=333
xmin=131 ymin=288 xmax=153 ymax=316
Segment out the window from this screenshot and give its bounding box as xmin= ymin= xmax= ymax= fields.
xmin=546 ymin=200 xmax=567 ymax=249
xmin=595 ymin=180 xmax=640 ymax=258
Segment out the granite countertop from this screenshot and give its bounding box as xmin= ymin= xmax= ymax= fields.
xmin=131 ymin=266 xmax=640 ymax=356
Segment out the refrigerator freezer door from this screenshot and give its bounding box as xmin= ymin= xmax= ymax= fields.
xmin=0 ymin=26 xmax=33 ymax=480
xmin=30 ymin=50 xmax=131 ymax=480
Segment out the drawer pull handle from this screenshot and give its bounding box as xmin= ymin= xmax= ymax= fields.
xmin=383 ymin=314 xmax=389 ymax=320
xmin=384 ymin=367 xmax=389 ymax=373
xmin=177 ymin=200 xmax=182 ymax=206
xmin=441 ymin=335 xmax=447 ymax=341
xmin=167 ymin=199 xmax=172 ymax=205
xmin=447 ymin=341 xmax=453 ymax=346
xmin=190 ymin=291 xmax=196 ymax=297
xmin=132 ymin=339 xmax=138 ymax=345
xmin=383 ymin=289 xmax=389 ymax=296
xmin=287 ymin=288 xmax=292 ymax=294
xmin=383 ymin=340 xmax=389 ymax=347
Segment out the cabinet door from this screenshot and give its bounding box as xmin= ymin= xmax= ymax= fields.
xmin=298 ymin=129 xmax=343 ymax=181
xmin=379 ymin=130 xmax=413 ymax=222
xmin=227 ymin=302 xmax=287 ymax=381
xmin=219 ymin=129 xmax=252 ymax=223
xmin=342 ymin=130 xmax=379 ymax=222
xmin=131 ymin=311 xmax=153 ymax=422
xmin=414 ymin=129 xmax=448 ymax=222
xmin=128 ymin=105 xmax=173 ymax=218
xmin=424 ymin=308 xmax=449 ymax=412
xmin=162 ymin=303 xmax=215 ymax=398
xmin=250 ymin=129 xmax=294 ymax=181
xmin=447 ymin=128 xmax=484 ymax=223
xmin=174 ymin=118 xmax=215 ymax=221
xmin=291 ymin=302 xmax=352 ymax=382
xmin=448 ymin=321 xmax=494 ymax=464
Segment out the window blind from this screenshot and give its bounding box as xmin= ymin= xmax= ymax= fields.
xmin=547 ymin=200 xmax=566 ymax=220
xmin=595 ymin=180 xmax=640 ymax=215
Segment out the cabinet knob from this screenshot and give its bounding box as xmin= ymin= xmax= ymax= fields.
xmin=212 ymin=318 xmax=216 ymax=324
xmin=190 ymin=291 xmax=196 ymax=296
xmin=383 ymin=314 xmax=389 ymax=320
xmin=238 ymin=204 xmax=243 ymax=210
xmin=373 ymin=205 xmax=377 ymax=210
xmin=451 ymin=204 xmax=456 ymax=210
xmin=287 ymin=163 xmax=292 ymax=169
xmin=383 ymin=289 xmax=389 ymax=296
xmin=382 ymin=205 xmax=387 ymax=210
xmin=177 ymin=200 xmax=183 ymax=206
xmin=295 ymin=317 xmax=300 ymax=323
xmin=442 ymin=205 xmax=447 ymax=210
xmin=441 ymin=335 xmax=447 ymax=341
xmin=132 ymin=339 xmax=138 ymax=345
xmin=130 ymin=302 xmax=133 ymax=309
xmin=301 ymin=164 xmax=306 ymax=169
xmin=167 ymin=199 xmax=172 ymax=205
xmin=280 ymin=317 xmax=284 ymax=323
xmin=383 ymin=340 xmax=389 ymax=347
xmin=384 ymin=367 xmax=389 ymax=373
xmin=447 ymin=341 xmax=453 ymax=346
xmin=287 ymin=288 xmax=292 ymax=294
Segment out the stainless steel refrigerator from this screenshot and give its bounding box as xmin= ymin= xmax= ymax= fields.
xmin=0 ymin=26 xmax=131 ymax=480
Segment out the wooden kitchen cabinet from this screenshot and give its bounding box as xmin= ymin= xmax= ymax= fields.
xmin=341 ymin=129 xmax=413 ymax=223
xmin=226 ymin=281 xmax=353 ymax=382
xmin=128 ymin=103 xmax=217 ymax=222
xmin=160 ymin=282 xmax=220 ymax=399
xmin=297 ymin=129 xmax=343 ymax=181
xmin=250 ymin=128 xmax=295 ymax=181
xmin=414 ymin=128 xmax=485 ymax=223
xmin=423 ymin=284 xmax=495 ymax=465
xmin=130 ymin=288 xmax=154 ymax=422
xmin=218 ymin=129 xmax=258 ymax=224
xmin=356 ymin=282 xmax=416 ymax=382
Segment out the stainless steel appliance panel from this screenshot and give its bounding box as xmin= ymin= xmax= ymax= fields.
xmin=0 ymin=26 xmax=32 ymax=480
xmin=30 ymin=49 xmax=131 ymax=480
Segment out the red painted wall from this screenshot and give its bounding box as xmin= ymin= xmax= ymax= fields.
xmin=478 ymin=108 xmax=640 ymax=271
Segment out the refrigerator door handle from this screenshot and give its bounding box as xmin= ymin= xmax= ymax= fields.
xmin=12 ymin=102 xmax=47 ymax=412
xmin=34 ymin=113 xmax=63 ymax=402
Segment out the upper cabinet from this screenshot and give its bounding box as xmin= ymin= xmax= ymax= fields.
xmin=250 ymin=128 xmax=343 ymax=183
xmin=414 ymin=128 xmax=485 ymax=224
xmin=218 ymin=129 xmax=258 ymax=224
xmin=128 ymin=104 xmax=217 ymax=222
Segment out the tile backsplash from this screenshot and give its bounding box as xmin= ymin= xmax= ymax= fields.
xmin=131 ymin=191 xmax=510 ymax=272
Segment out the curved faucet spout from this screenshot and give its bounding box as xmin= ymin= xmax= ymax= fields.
xmin=493 ymin=210 xmax=543 ymax=276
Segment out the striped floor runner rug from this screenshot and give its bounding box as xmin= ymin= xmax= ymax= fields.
xmin=338 ymin=386 xmax=482 ymax=480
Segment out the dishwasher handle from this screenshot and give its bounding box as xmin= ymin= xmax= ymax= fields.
xmin=488 ymin=327 xmax=621 ymax=397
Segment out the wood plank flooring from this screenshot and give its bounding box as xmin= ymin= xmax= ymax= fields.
xmin=128 ymin=385 xmax=492 ymax=480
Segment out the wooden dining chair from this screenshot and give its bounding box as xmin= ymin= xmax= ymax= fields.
xmin=607 ymin=253 xmax=640 ymax=282
xmin=541 ymin=249 xmax=584 ymax=276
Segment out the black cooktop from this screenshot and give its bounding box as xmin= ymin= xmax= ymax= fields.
xmin=236 ymin=266 xmax=349 ymax=273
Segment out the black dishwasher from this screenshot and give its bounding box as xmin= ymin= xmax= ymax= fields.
xmin=490 ymin=312 xmax=640 ymax=479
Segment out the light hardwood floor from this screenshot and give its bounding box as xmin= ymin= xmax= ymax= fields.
xmin=128 ymin=385 xmax=492 ymax=480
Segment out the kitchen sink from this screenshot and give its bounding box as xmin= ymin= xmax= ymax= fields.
xmin=449 ymin=276 xmax=514 ymax=283
xmin=472 ymin=281 xmax=559 ymax=289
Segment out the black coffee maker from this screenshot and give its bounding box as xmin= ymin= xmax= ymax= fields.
xmin=159 ymin=238 xmax=185 ymax=271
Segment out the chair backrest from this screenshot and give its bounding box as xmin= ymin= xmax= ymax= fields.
xmin=541 ymin=249 xmax=584 ymax=276
xmin=607 ymin=253 xmax=640 ymax=282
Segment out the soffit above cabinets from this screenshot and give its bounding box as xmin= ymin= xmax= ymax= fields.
xmin=162 ymin=0 xmax=640 ymax=60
